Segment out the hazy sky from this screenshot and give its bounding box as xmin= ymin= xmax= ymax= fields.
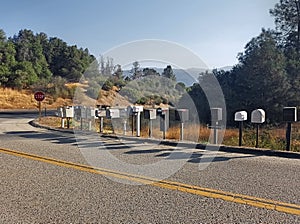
xmin=0 ymin=0 xmax=277 ymax=68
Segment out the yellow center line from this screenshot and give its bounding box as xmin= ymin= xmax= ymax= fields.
xmin=0 ymin=147 xmax=299 ymax=216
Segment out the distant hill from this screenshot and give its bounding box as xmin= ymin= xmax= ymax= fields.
xmin=123 ymin=66 xmax=233 ymax=87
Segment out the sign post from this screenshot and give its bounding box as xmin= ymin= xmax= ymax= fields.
xmin=34 ymin=91 xmax=45 ymax=120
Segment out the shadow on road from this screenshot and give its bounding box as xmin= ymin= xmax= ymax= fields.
xmin=5 ymin=131 xmax=80 ymax=145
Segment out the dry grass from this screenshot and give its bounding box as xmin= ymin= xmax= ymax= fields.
xmin=38 ymin=116 xmax=62 ymax=128
xmin=0 ymin=88 xmax=73 ymax=110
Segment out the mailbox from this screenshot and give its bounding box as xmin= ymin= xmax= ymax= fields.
xmin=176 ymin=109 xmax=189 ymax=122
xmin=57 ymin=107 xmax=63 ymax=118
xmin=127 ymin=106 xmax=133 ymax=116
xmin=133 ymin=106 xmax=143 ymax=113
xmin=63 ymin=106 xmax=74 ymax=118
xmin=74 ymin=106 xmax=81 ymax=120
xmin=80 ymin=106 xmax=87 ymax=119
xmin=283 ymin=107 xmax=297 ymax=122
xmin=158 ymin=108 xmax=169 ymax=131
xmin=86 ymin=107 xmax=95 ymax=119
xmin=251 ymin=109 xmax=265 ymax=123
xmin=157 ymin=107 xmax=168 ymax=116
xmin=96 ymin=109 xmax=106 ymax=117
xmin=211 ymin=108 xmax=222 ymax=121
xmin=234 ymin=111 xmax=247 ymax=122
xmin=144 ymin=109 xmax=157 ymax=120
xmin=119 ymin=108 xmax=128 ymax=118
xmin=107 ymin=108 xmax=120 ymax=118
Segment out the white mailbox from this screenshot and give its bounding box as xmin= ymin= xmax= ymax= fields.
xmin=96 ymin=109 xmax=106 ymax=117
xmin=63 ymin=106 xmax=74 ymax=118
xmin=251 ymin=109 xmax=265 ymax=123
xmin=57 ymin=107 xmax=63 ymax=118
xmin=133 ymin=106 xmax=143 ymax=113
xmin=107 ymin=108 xmax=120 ymax=118
xmin=144 ymin=109 xmax=157 ymax=120
xmin=234 ymin=111 xmax=247 ymax=122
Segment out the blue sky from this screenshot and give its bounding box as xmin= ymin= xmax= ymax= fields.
xmin=1 ymin=0 xmax=277 ymax=68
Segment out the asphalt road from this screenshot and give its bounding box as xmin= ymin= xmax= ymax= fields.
xmin=0 ymin=111 xmax=299 ymax=223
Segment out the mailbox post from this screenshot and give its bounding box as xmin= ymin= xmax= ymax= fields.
xmin=133 ymin=106 xmax=143 ymax=137
xmin=176 ymin=109 xmax=189 ymax=141
xmin=211 ymin=108 xmax=222 ymax=144
xmin=57 ymin=107 xmax=65 ymax=128
xmin=157 ymin=107 xmax=169 ymax=139
xmin=63 ymin=106 xmax=74 ymax=129
xmin=283 ymin=107 xmax=297 ymax=151
xmin=251 ymin=109 xmax=265 ymax=148
xmin=119 ymin=108 xmax=128 ymax=135
xmin=234 ymin=111 xmax=247 ymax=146
xmin=96 ymin=105 xmax=109 ymax=133
xmin=144 ymin=109 xmax=157 ymax=138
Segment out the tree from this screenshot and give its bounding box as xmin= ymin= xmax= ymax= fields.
xmin=162 ymin=65 xmax=176 ymax=81
xmin=131 ymin=61 xmax=142 ymax=79
xmin=270 ymin=0 xmax=300 ymax=51
xmin=234 ymin=30 xmax=290 ymax=122
xmin=142 ymin=67 xmax=160 ymax=77
xmin=0 ymin=30 xmax=16 ymax=86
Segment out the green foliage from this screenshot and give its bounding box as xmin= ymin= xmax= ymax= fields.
xmin=162 ymin=65 xmax=176 ymax=81
xmin=0 ymin=29 xmax=95 ymax=89
xmin=47 ymin=76 xmax=73 ymax=100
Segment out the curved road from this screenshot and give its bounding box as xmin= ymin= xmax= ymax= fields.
xmin=0 ymin=111 xmax=299 ymax=223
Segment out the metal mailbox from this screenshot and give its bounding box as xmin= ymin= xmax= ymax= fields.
xmin=234 ymin=111 xmax=247 ymax=122
xmin=157 ymin=107 xmax=168 ymax=116
xmin=119 ymin=108 xmax=129 ymax=118
xmin=176 ymin=109 xmax=189 ymax=122
xmin=63 ymin=106 xmax=74 ymax=118
xmin=251 ymin=109 xmax=265 ymax=123
xmin=80 ymin=106 xmax=87 ymax=119
xmin=211 ymin=108 xmax=222 ymax=121
xmin=57 ymin=107 xmax=63 ymax=118
xmin=283 ymin=107 xmax=297 ymax=122
xmin=106 ymin=108 xmax=120 ymax=119
xmin=86 ymin=107 xmax=96 ymax=119
xmin=133 ymin=106 xmax=143 ymax=113
xmin=144 ymin=109 xmax=157 ymax=120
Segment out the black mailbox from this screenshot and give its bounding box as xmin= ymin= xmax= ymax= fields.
xmin=283 ymin=107 xmax=297 ymax=122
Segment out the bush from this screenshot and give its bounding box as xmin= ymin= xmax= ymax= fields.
xmin=86 ymin=86 xmax=100 ymax=99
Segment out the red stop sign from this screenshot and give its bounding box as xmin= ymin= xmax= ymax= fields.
xmin=34 ymin=91 xmax=45 ymax=102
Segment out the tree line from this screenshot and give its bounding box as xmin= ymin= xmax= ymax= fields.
xmin=0 ymin=29 xmax=95 ymax=90
xmin=185 ymin=0 xmax=300 ymax=125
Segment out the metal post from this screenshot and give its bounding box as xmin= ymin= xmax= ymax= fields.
xmin=38 ymin=101 xmax=42 ymax=121
xmin=67 ymin=118 xmax=70 ymax=129
xmin=80 ymin=118 xmax=83 ymax=130
xmin=136 ymin=112 xmax=140 ymax=137
xmin=239 ymin=121 xmax=243 ymax=146
xmin=132 ymin=115 xmax=134 ymax=136
xmin=163 ymin=115 xmax=166 ymax=139
xmin=180 ymin=122 xmax=184 ymax=141
xmin=123 ymin=120 xmax=127 ymax=135
xmin=255 ymin=124 xmax=259 ymax=148
xmin=100 ymin=117 xmax=103 ymax=133
xmin=213 ymin=121 xmax=218 ymax=144
xmin=149 ymin=120 xmax=153 ymax=138
xmin=88 ymin=120 xmax=92 ymax=131
xmin=286 ymin=122 xmax=292 ymax=151
xmin=61 ymin=118 xmax=65 ymax=128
